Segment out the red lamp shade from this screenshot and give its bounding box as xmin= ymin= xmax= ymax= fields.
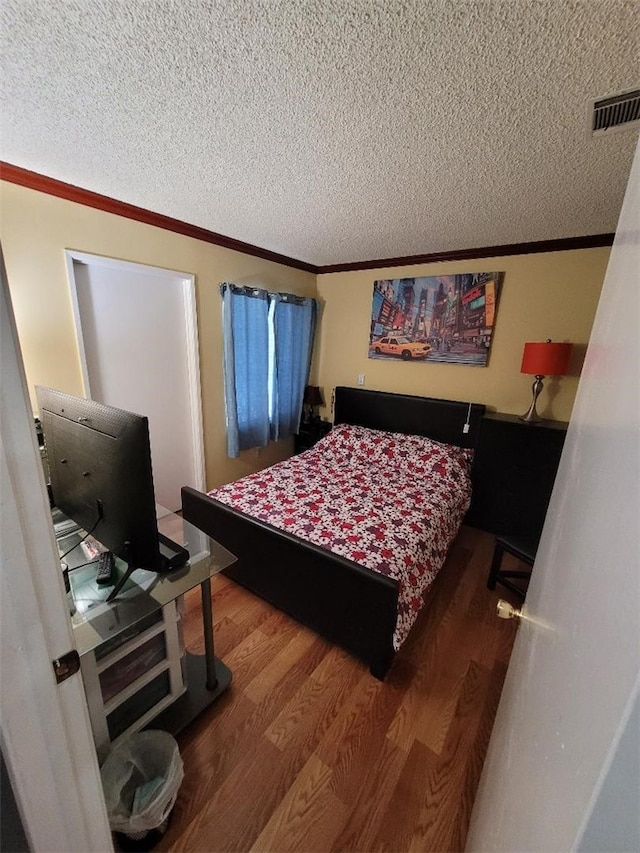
xmin=521 ymin=341 xmax=572 ymax=377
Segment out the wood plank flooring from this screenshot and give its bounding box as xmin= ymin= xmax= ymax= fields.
xmin=156 ymin=527 xmax=521 ymax=853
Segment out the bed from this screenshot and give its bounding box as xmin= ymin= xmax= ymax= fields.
xmin=181 ymin=387 xmax=486 ymax=679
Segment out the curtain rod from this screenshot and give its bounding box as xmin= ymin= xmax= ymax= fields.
xmin=219 ymin=282 xmax=312 ymax=305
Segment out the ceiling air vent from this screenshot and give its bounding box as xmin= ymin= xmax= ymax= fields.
xmin=591 ymin=89 xmax=640 ymax=136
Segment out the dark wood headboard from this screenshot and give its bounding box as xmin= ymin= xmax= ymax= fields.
xmin=333 ymin=386 xmax=486 ymax=449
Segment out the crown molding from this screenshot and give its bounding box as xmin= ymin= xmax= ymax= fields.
xmin=315 ymin=233 xmax=615 ymax=274
xmin=0 ymin=162 xmax=317 ymax=273
xmin=1 ymin=162 xmax=614 ymax=275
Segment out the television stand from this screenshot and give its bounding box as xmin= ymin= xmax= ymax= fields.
xmin=58 ymin=508 xmax=236 ymax=760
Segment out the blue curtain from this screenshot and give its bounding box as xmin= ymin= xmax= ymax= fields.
xmin=221 ymin=285 xmax=270 ymax=458
xmin=221 ymin=284 xmax=316 ymax=457
xmin=271 ymin=295 xmax=316 ymax=440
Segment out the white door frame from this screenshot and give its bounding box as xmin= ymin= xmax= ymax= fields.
xmin=64 ymin=250 xmax=206 ymax=495
xmin=1 ymin=250 xmax=113 ymax=851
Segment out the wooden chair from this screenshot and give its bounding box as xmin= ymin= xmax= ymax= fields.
xmin=487 ymin=534 xmax=537 ymax=600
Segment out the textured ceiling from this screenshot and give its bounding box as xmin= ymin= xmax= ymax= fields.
xmin=2 ymin=0 xmax=639 ymax=267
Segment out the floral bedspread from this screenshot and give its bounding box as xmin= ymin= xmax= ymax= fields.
xmin=208 ymin=423 xmax=473 ymax=650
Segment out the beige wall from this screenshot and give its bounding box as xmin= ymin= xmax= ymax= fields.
xmin=1 ymin=179 xmax=609 ymax=494
xmin=315 ymin=249 xmax=609 ymax=423
xmin=0 ymin=181 xmax=316 ymax=488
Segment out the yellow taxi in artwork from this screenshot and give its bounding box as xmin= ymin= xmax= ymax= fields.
xmin=373 ymin=336 xmax=432 ymax=360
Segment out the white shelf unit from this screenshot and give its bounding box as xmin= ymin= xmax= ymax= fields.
xmin=80 ymin=599 xmax=186 ymax=761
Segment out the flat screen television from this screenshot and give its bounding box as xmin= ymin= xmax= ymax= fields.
xmin=36 ymin=387 xmax=188 ymax=595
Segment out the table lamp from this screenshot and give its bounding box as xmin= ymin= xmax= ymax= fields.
xmin=520 ymin=339 xmax=572 ymax=423
xmin=303 ymin=385 xmax=323 ymax=423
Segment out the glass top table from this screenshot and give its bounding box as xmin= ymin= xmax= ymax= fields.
xmin=54 ymin=506 xmax=236 ymax=658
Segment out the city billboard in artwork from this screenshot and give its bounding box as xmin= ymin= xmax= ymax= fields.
xmin=368 ymin=272 xmax=503 ymax=366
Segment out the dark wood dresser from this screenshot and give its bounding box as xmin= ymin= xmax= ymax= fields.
xmin=466 ymin=413 xmax=568 ymax=544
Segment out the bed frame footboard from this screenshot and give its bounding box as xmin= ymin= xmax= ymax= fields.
xmin=181 ymin=486 xmax=398 ymax=679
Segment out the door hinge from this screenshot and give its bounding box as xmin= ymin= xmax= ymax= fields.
xmin=52 ymin=650 xmax=80 ymax=684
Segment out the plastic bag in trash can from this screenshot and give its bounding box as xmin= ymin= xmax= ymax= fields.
xmin=100 ymin=730 xmax=184 ymax=837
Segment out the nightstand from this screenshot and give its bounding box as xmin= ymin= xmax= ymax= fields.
xmin=295 ymin=419 xmax=332 ymax=453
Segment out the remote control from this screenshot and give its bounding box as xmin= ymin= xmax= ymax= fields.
xmin=95 ymin=551 xmax=115 ymax=585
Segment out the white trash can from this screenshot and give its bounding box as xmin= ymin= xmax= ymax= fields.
xmin=100 ymin=730 xmax=184 ymax=844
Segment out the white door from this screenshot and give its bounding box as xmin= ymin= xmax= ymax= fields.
xmin=66 ymin=252 xmax=205 ymax=511
xmin=466 ymin=145 xmax=640 ymax=848
xmin=1 ymin=250 xmax=113 ymax=851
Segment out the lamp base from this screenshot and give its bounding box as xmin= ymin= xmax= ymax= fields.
xmin=519 ymin=375 xmax=545 ymax=423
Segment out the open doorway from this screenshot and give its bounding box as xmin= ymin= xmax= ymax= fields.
xmin=65 ymin=252 xmax=205 ymax=511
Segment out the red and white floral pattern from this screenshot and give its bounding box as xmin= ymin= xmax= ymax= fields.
xmin=208 ymin=424 xmax=473 ymax=650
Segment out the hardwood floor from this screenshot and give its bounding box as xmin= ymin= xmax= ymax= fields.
xmin=156 ymin=527 xmax=521 ymax=853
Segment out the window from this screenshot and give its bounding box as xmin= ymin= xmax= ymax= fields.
xmin=221 ymin=284 xmax=317 ymax=458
